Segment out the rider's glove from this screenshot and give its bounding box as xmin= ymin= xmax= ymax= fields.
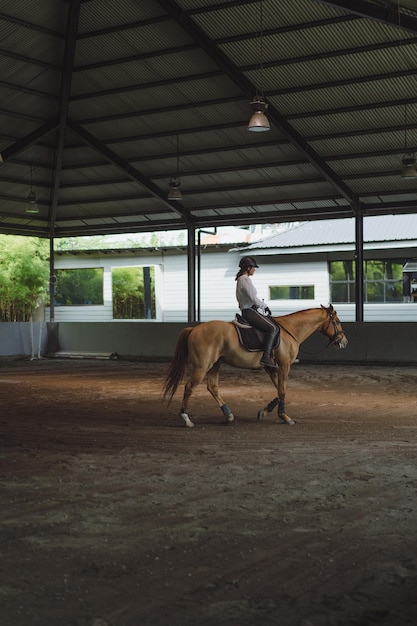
xmin=265 ymin=306 xmax=272 ymax=315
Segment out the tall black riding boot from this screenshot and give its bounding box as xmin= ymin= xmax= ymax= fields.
xmin=260 ymin=331 xmax=279 ymax=368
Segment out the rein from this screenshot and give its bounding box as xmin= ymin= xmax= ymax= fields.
xmin=277 ymin=321 xmax=300 ymax=345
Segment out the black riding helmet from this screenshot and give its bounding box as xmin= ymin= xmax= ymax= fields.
xmin=239 ymin=256 xmax=259 ymax=270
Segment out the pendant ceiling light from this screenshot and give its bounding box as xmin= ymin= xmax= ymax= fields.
xmin=248 ymin=97 xmax=269 ymax=132
xmin=248 ymin=0 xmax=270 ymax=132
xmin=401 ymin=104 xmax=417 ymax=179
xmin=168 ymin=135 xmax=183 ymax=201
xmin=25 ymin=165 xmax=39 ymax=214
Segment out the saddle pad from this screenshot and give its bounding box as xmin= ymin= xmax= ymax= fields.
xmin=233 ymin=323 xmax=264 ymax=351
xmin=232 ymin=318 xmax=280 ymax=352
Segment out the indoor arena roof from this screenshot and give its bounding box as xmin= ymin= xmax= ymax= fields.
xmin=1 ymin=0 xmax=417 ymax=239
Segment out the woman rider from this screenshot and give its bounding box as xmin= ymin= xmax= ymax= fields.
xmin=235 ymin=256 xmax=279 ymax=369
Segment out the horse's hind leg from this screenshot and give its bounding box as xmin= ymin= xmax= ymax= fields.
xmin=206 ymin=361 xmax=236 ymax=424
xmin=180 ymin=367 xmax=207 ymax=427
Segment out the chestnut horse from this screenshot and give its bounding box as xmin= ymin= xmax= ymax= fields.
xmin=163 ymin=305 xmax=347 ymax=427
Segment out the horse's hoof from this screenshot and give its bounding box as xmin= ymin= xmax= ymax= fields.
xmin=257 ymin=410 xmax=265 ymax=420
xmin=226 ymin=413 xmax=235 ymax=424
xmin=180 ymin=413 xmax=194 ymax=427
xmin=280 ymin=414 xmax=296 ymax=425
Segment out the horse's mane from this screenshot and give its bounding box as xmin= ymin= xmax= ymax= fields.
xmin=278 ymin=305 xmax=331 ymax=319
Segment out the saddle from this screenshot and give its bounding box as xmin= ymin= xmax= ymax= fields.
xmin=232 ymin=314 xmax=280 ymax=352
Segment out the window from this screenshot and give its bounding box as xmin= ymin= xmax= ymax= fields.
xmin=112 ymin=266 xmax=156 ymax=319
xmin=269 ymin=285 xmax=314 ymax=300
xmin=54 ymin=268 xmax=103 ymax=305
xmin=329 ymin=260 xmax=403 ymax=303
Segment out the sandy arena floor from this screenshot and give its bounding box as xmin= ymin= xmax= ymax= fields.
xmin=1 ymin=357 xmax=417 ymax=626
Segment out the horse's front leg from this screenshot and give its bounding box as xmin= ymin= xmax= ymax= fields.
xmin=277 ymin=361 xmax=295 ymax=425
xmin=258 ymin=364 xmax=295 ymax=425
xmin=206 ymin=361 xmax=236 ymax=424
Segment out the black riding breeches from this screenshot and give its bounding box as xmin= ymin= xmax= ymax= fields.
xmin=241 ymin=308 xmax=278 ymax=340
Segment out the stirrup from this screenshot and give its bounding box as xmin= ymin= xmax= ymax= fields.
xmin=260 ymin=356 xmax=278 ymax=369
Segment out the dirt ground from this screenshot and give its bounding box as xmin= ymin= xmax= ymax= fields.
xmin=1 ymin=357 xmax=417 ymax=626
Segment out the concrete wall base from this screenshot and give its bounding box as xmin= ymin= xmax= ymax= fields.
xmin=1 ymin=321 xmax=416 ymax=364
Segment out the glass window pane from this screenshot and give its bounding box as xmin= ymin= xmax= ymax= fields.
xmin=54 ymin=268 xmax=103 ymax=305
xmin=270 ymin=285 xmax=314 ymax=300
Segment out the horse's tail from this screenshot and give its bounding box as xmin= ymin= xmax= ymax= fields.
xmin=163 ymin=326 xmax=193 ymax=404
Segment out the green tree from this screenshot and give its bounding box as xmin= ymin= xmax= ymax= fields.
xmin=112 ymin=267 xmax=155 ymax=319
xmin=0 ymin=235 xmax=49 ymax=321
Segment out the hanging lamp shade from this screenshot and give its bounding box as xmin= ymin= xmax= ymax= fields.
xmin=168 ymin=135 xmax=183 ymax=200
xmin=25 ymin=165 xmax=39 ymax=213
xmin=247 ymin=1 xmax=270 ymax=133
xmin=167 ymin=176 xmax=182 ymax=201
xmin=248 ymin=97 xmax=270 ymax=132
xmin=400 ymin=105 xmax=417 ymax=178
xmin=401 ymin=153 xmax=417 ymax=179
xmin=25 ymin=190 xmax=39 ymax=214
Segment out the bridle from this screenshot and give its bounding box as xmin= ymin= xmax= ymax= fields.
xmin=320 ymin=308 xmax=345 ymax=347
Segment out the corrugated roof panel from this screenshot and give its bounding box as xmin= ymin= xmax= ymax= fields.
xmin=0 ymin=55 xmax=60 ymax=100
xmin=262 ymin=53 xmax=417 ymax=106
xmin=75 ymin=19 xmax=194 ymax=66
xmin=244 ymin=214 xmax=417 ymax=250
xmin=192 ymin=2 xmax=265 ymax=39
xmin=70 ymin=76 xmax=243 ymax=125
xmin=189 ymin=0 xmax=342 ymax=40
xmin=349 ymin=173 xmax=416 ymax=194
xmin=269 ymin=75 xmax=411 ymax=118
xmin=0 ymin=0 xmax=66 ymax=32
xmin=78 ymin=0 xmax=163 ymax=33
xmin=185 ymin=179 xmax=336 ymax=208
xmin=73 ymin=51 xmax=220 ymax=93
xmin=309 ymin=129 xmax=402 ymax=158
xmin=0 ymin=21 xmax=63 ymax=68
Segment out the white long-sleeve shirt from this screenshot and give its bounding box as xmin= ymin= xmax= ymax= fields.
xmin=236 ymin=274 xmax=267 ymax=311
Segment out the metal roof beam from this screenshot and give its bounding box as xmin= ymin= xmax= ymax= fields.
xmin=0 ymin=11 xmax=64 ymax=38
xmin=49 ymin=0 xmax=82 ymax=239
xmin=0 ymin=48 xmax=60 ymax=71
xmin=0 ymin=79 xmax=57 ymax=100
xmin=313 ymin=0 xmax=417 ymax=34
xmin=70 ymin=69 xmax=224 ymax=101
xmin=2 ymin=119 xmax=59 ymax=161
xmin=66 ymin=119 xmax=193 ymax=225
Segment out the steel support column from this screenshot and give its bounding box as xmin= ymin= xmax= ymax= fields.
xmin=187 ymin=225 xmax=196 ymax=323
xmin=355 ymin=211 xmax=364 ymax=322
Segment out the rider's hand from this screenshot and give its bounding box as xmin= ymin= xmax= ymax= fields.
xmin=265 ymin=306 xmax=272 ymax=315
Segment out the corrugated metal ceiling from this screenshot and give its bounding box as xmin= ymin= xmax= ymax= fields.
xmin=1 ymin=0 xmax=417 ymax=239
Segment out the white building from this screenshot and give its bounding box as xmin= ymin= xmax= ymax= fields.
xmin=48 ymin=214 xmax=417 ymax=323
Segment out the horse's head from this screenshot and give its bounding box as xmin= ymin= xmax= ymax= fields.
xmin=320 ymin=305 xmax=348 ymax=349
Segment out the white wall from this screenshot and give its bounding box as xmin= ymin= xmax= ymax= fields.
xmin=47 ymin=250 xmax=417 ymax=323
